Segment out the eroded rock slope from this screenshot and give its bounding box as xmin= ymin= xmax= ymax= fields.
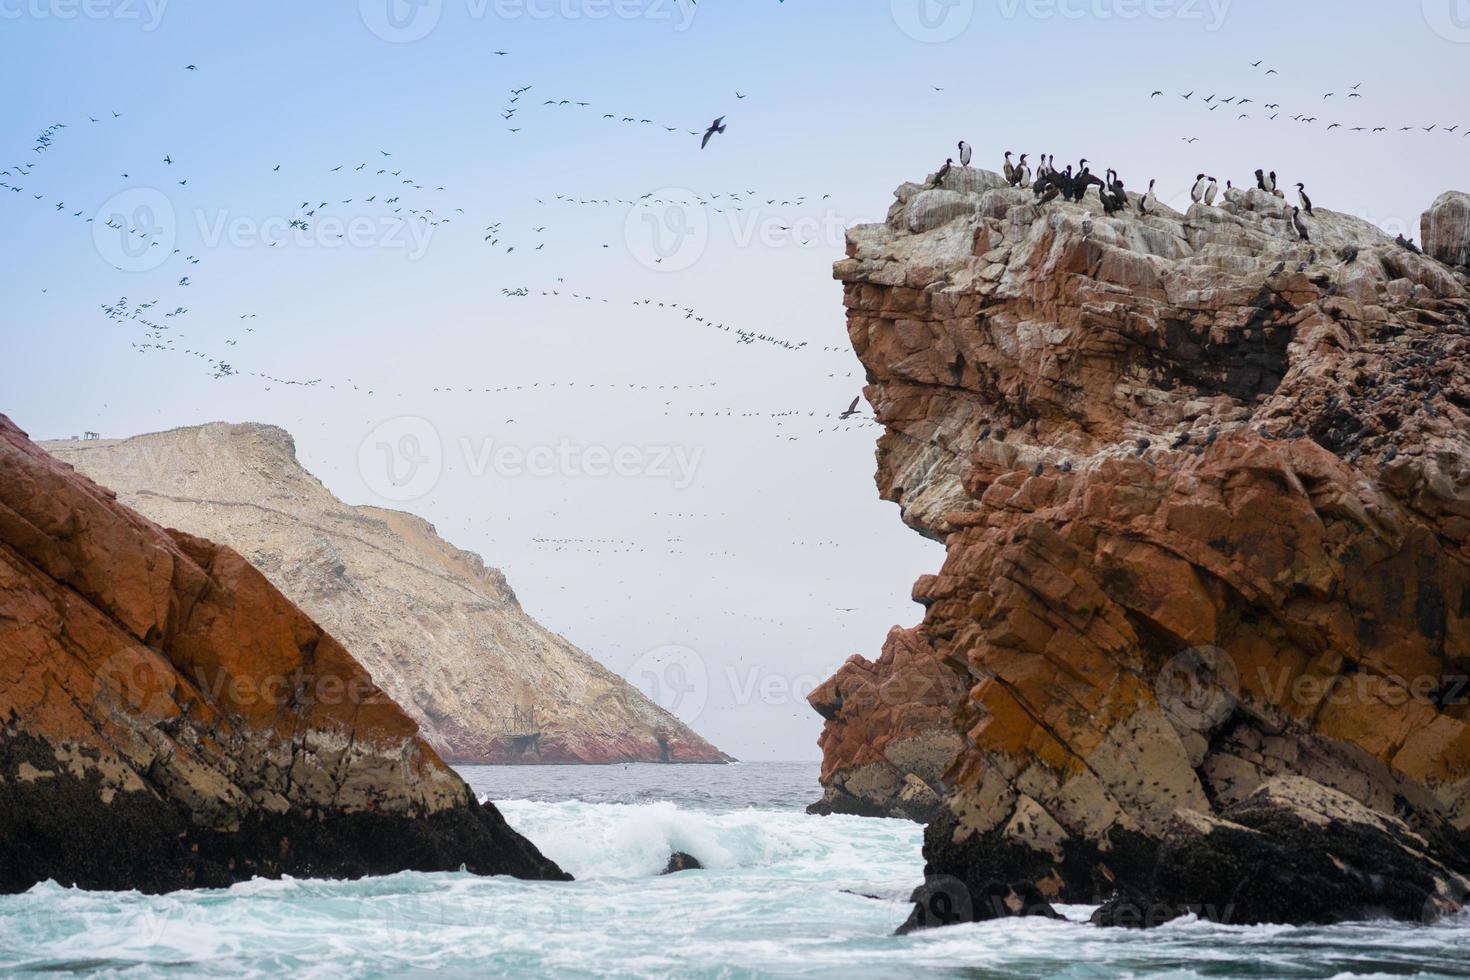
xmin=814 ymin=168 xmax=1470 ymax=925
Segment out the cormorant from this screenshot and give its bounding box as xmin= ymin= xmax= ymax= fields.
xmin=1296 ymin=183 xmax=1313 ymax=214
xmin=1292 ymin=206 xmax=1311 ymax=242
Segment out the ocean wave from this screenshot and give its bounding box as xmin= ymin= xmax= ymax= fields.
xmin=492 ymin=798 xmax=923 ymax=883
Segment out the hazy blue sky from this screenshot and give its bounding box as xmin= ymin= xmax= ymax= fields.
xmin=3 ymin=0 xmax=1468 ymax=760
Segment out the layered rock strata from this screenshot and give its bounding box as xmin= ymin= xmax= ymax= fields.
xmin=815 ymin=167 xmax=1470 ymax=926
xmin=0 ymin=416 xmax=569 ymax=893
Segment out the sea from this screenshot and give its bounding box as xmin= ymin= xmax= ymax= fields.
xmin=3 ymin=761 xmax=1468 ymax=978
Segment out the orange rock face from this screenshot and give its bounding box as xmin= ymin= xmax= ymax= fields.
xmin=814 ymin=169 xmax=1470 ymax=922
xmin=808 ymin=627 xmax=965 ymax=820
xmin=0 ymin=415 xmax=567 ymax=893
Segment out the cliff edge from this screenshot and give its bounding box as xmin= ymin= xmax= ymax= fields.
xmin=814 ymin=167 xmax=1470 ymax=927
xmin=0 ymin=415 xmax=569 ymax=893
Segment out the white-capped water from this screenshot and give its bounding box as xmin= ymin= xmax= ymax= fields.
xmin=3 ymin=763 xmax=1468 ymax=978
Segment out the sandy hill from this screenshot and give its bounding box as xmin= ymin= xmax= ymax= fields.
xmin=46 ymin=422 xmax=727 ymax=765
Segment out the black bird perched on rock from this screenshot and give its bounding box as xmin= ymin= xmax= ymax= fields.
xmin=1009 ymin=154 xmax=1030 ymax=188
xmin=957 ymin=141 xmax=972 ymax=166
xmin=700 ymin=116 xmax=726 ymax=149
xmin=1139 ymin=178 xmax=1155 ymax=215
xmin=1296 ymin=183 xmax=1313 ymax=214
xmin=1292 ymin=206 xmax=1311 ymax=242
xmin=1255 ymin=169 xmax=1269 ymax=192
xmin=1100 ymin=170 xmax=1127 ymax=215
xmin=932 ymin=158 xmax=953 ymax=186
xmin=1070 ymin=162 xmax=1099 ymax=202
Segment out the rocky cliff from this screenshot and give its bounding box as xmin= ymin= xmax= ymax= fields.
xmin=0 ymin=416 xmax=568 ymax=893
xmin=815 ymin=168 xmax=1470 ymax=926
xmin=43 ymin=424 xmax=727 ymax=765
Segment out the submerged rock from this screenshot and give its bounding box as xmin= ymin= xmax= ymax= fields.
xmin=660 ymin=852 xmax=704 ymax=874
xmin=0 ymin=415 xmax=569 ymax=894
xmin=814 ymin=168 xmax=1470 ymax=927
xmin=896 ymin=875 xmax=1062 ymax=934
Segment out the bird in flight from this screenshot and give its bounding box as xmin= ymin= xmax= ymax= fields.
xmin=839 ymin=396 xmax=861 ymax=419
xmin=701 ymin=116 xmax=726 ymax=149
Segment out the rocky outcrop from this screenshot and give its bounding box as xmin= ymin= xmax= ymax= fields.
xmin=44 ymin=424 xmax=728 ymax=765
xmin=660 ymin=851 xmax=703 ymax=874
xmin=817 ymin=167 xmax=1470 ymax=926
xmin=0 ymin=415 xmax=569 ymax=893
xmin=1424 ymin=191 xmax=1470 ymax=271
xmin=1088 ymin=777 xmax=1470 ymax=927
xmin=807 ymin=627 xmax=964 ymax=821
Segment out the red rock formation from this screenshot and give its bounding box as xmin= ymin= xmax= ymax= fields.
xmin=0 ymin=415 xmax=568 ymax=893
xmin=815 ymin=168 xmax=1470 ymax=926
xmin=808 ymin=627 xmax=965 ymax=820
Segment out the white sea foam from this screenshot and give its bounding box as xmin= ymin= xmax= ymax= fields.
xmin=493 ymin=797 xmax=919 ymax=885
xmin=4 ymin=777 xmax=1469 ymax=978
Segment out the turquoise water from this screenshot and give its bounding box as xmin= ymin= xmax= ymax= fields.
xmin=3 ymin=762 xmax=1468 ymax=978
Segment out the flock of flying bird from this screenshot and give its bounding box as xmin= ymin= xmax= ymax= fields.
xmin=6 ymin=63 xmax=863 ymax=421
xmin=1157 ymin=61 xmax=1466 ymax=137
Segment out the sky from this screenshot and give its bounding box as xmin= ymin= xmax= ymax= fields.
xmin=3 ymin=0 xmax=1468 ymax=761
